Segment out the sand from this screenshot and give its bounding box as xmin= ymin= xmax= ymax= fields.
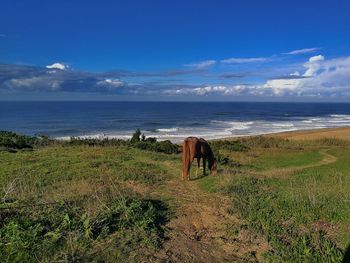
xmin=266 ymin=126 xmax=350 ymax=140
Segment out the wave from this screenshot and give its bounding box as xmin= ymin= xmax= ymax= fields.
xmin=329 ymin=114 xmax=350 ymax=118
xmin=55 ymin=114 xmax=350 ymax=143
xmin=272 ymin=123 xmax=294 ymax=127
xmin=156 ymin=127 xmax=179 ymax=132
xmin=211 ymin=120 xmax=253 ymax=130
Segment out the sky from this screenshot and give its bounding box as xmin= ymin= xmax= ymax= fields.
xmin=0 ymin=0 xmax=350 ymax=101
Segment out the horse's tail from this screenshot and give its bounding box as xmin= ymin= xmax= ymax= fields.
xmin=182 ymin=140 xmax=190 ymax=179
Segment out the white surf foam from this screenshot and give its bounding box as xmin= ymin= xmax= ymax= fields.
xmin=156 ymin=127 xmax=179 ymax=132
xmin=55 ymin=114 xmax=350 ymax=143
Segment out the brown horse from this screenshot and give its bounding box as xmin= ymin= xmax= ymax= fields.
xmin=182 ymin=137 xmax=217 ymax=180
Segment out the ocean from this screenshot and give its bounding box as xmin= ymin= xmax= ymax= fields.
xmin=1 ymin=101 xmax=350 ymax=142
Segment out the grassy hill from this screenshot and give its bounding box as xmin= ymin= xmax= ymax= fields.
xmin=0 ymin=131 xmax=349 ymax=262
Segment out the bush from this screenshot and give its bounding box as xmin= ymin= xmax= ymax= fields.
xmin=0 ymin=131 xmax=55 ymax=150
xmin=133 ymin=140 xmax=178 ymax=154
xmin=68 ymin=137 xmax=128 ymax=147
xmin=240 ymin=136 xmax=302 ymax=149
xmin=1 ymin=130 xmax=179 ymax=154
xmin=130 ymin=129 xmax=142 ymax=143
xmin=210 ymin=140 xmax=248 ymax=153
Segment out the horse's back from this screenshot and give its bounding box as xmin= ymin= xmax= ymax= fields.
xmin=183 ymin=137 xmax=201 ymax=158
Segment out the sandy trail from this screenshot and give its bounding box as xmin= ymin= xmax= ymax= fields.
xmin=153 ymin=164 xmax=267 ymax=263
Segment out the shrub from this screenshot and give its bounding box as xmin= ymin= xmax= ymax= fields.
xmin=130 ymin=129 xmax=142 ymax=143
xmin=210 ymin=140 xmax=248 ymax=153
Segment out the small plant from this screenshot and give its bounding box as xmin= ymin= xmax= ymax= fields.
xmin=130 ymin=129 xmax=142 ymax=143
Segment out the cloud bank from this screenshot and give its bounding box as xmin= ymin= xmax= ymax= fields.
xmin=167 ymin=55 xmax=350 ymax=98
xmin=1 ymin=54 xmax=350 ymax=100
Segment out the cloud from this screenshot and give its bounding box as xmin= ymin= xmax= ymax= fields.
xmin=9 ymin=76 xmax=62 ymax=90
xmin=0 ymin=64 xmax=129 ymax=93
xmin=252 ymin=55 xmax=350 ymax=96
xmin=283 ymin=47 xmax=320 ymax=55
xmin=46 ymin=62 xmax=69 ymax=70
xmin=97 ymin=78 xmax=124 ymax=88
xmin=163 ymin=84 xmax=268 ymax=96
xmin=219 ymin=72 xmax=254 ymax=79
xmin=184 ymin=60 xmax=216 ymax=69
xmin=2 ymin=54 xmax=350 ymax=99
xmin=165 ymin=55 xmax=350 ymax=98
xmin=221 ymin=57 xmax=268 ymax=64
xmin=0 ymin=63 xmax=197 ymax=96
xmin=303 ymin=54 xmax=324 ymax=77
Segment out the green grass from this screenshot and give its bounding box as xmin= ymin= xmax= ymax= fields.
xmin=254 ymin=149 xmax=324 ymax=171
xmin=0 ymin=197 xmax=169 ymax=262
xmin=200 ymin=137 xmax=350 ymax=262
xmin=1 ymin=134 xmax=350 ymax=262
xmin=0 ymin=145 xmax=176 ymax=262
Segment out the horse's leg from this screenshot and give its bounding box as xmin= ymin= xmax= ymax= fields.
xmin=203 ymin=158 xmax=206 ymax=176
xmin=182 ymin=159 xmax=191 ymax=180
xmin=196 ymin=158 xmax=200 ymax=177
xmin=182 ymin=143 xmax=191 ymax=180
xmin=187 ymin=158 xmax=194 ymax=180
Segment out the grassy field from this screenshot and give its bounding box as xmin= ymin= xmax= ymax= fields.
xmin=1 ymin=131 xmax=350 ymax=262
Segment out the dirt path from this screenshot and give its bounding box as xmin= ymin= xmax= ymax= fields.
xmin=150 ymin=150 xmax=338 ymax=262
xmin=153 ymin=163 xmax=268 ymax=263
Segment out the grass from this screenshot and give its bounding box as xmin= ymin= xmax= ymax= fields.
xmin=0 ymin=198 xmax=169 ymax=262
xmin=0 ymin=143 xmax=177 ymax=262
xmin=1 ymin=133 xmax=350 ymax=261
xmin=201 ymin=137 xmax=350 ymax=262
xmin=254 ymin=149 xmax=324 ymax=171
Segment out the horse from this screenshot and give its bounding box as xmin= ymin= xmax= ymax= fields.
xmin=182 ymin=137 xmax=217 ymax=180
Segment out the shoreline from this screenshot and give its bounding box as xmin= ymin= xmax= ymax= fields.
xmin=220 ymin=125 xmax=350 ymax=141
xmin=54 ymin=125 xmax=350 ymax=143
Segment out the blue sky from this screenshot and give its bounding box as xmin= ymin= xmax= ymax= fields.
xmin=1 ymin=0 xmax=350 ymax=101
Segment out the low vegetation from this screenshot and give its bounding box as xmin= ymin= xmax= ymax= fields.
xmin=0 ymin=129 xmax=179 ymax=154
xmin=0 ymin=131 xmax=176 ymax=262
xmin=0 ymin=131 xmax=349 ymax=262
xmin=0 ymin=198 xmax=169 ymax=262
xmin=203 ymin=136 xmax=350 ymax=262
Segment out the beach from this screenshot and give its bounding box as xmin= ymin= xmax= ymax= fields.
xmin=268 ymin=126 xmax=350 ymax=140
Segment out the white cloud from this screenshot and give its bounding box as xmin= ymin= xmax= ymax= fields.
xmin=184 ymin=60 xmax=216 ymax=69
xmin=164 ymin=85 xmax=262 ymax=96
xmin=263 ymin=55 xmax=325 ymax=95
xmin=221 ymin=57 xmax=268 ymax=64
xmin=97 ymin=78 xmax=124 ymax=88
xmin=303 ymin=55 xmax=324 ymax=77
xmin=166 ymin=55 xmax=350 ymax=98
xmin=9 ymin=76 xmax=61 ymax=90
xmin=46 ymin=62 xmax=69 ymax=70
xmin=284 ymin=47 xmax=320 ymax=55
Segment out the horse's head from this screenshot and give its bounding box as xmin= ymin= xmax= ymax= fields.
xmin=210 ymin=159 xmax=217 ymax=175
